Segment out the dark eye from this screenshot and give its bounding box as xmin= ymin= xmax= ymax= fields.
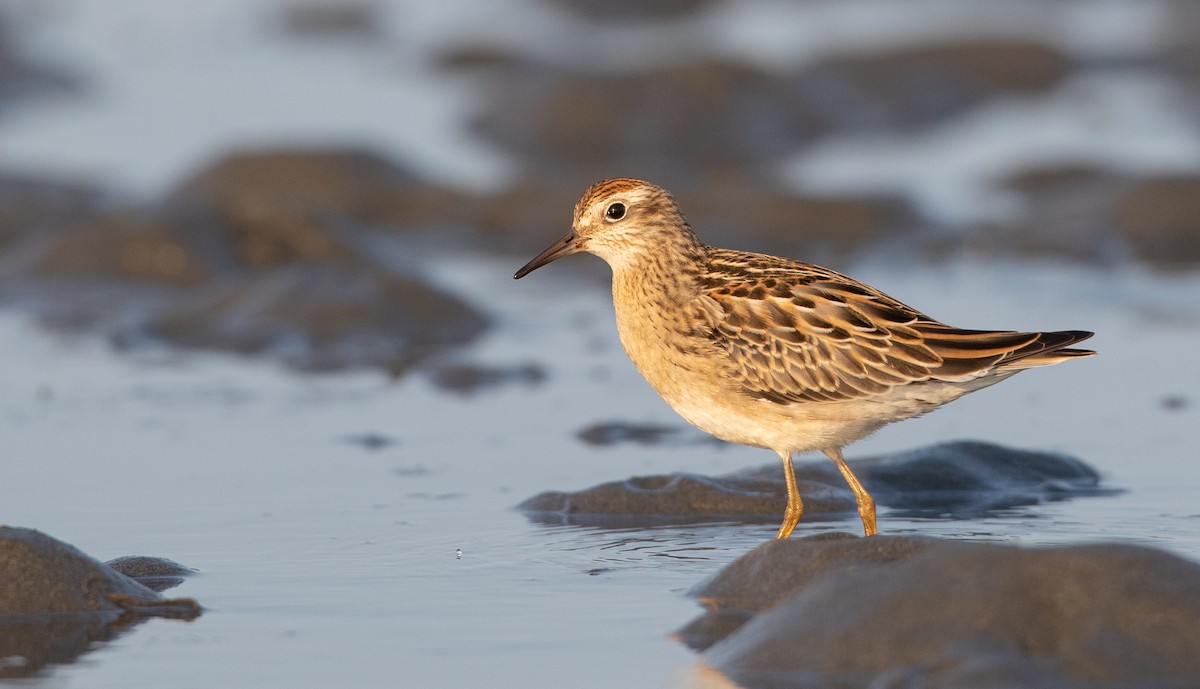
xmin=605 ymin=202 xmax=626 ymax=220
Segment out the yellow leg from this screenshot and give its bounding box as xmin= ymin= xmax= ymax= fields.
xmin=775 ymin=451 xmax=804 ymax=539
xmin=824 ymin=447 xmax=877 ymax=536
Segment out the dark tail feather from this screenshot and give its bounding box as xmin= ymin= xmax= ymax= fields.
xmin=1000 ymin=330 xmax=1095 ymax=370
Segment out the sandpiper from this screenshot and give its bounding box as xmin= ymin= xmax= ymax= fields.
xmin=515 ymin=178 xmax=1094 ymax=538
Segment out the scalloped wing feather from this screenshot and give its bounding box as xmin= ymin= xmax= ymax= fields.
xmin=696 ymin=249 xmax=1094 ymax=405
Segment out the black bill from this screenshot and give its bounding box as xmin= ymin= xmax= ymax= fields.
xmin=514 ymin=231 xmax=583 ymax=279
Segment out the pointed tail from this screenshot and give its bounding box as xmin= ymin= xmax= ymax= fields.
xmin=997 ymin=330 xmax=1095 ymax=371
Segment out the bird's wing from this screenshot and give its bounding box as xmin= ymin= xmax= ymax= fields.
xmin=692 ymin=249 xmax=1070 ymax=404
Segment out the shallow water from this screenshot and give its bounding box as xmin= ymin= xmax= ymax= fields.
xmin=2 ymin=251 xmax=1199 ymax=687
xmin=2 ymin=0 xmax=1200 ymax=685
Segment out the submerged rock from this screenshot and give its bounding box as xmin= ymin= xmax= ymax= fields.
xmin=523 ymin=472 xmax=833 ymax=526
xmin=851 ymin=440 xmax=1113 ymax=517
xmin=0 ymin=526 xmax=200 ymax=679
xmin=683 ymin=534 xmax=1200 ymax=688
xmin=519 ymin=440 xmax=1113 ymax=528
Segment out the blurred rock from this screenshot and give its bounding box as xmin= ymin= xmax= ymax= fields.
xmin=1160 ymin=394 xmax=1189 ymax=412
xmin=172 ymin=148 xmax=404 ymax=215
xmin=971 ymin=165 xmax=1200 ymax=267
xmin=1004 ymin=164 xmax=1111 ymax=195
xmin=466 ymin=178 xmax=584 ymax=253
xmin=29 ymin=207 xmax=212 ymax=286
xmin=452 ymin=40 xmax=1067 ymax=189
xmin=670 ymin=175 xmax=919 ymax=259
xmin=171 ymin=148 xmax=467 ymax=231
xmin=968 ymin=165 xmax=1085 ymax=262
xmin=577 ymin=421 xmax=708 ymax=447
xmin=1112 ymin=175 xmax=1200 ymax=267
xmin=996 ymin=164 xmax=1121 ymax=263
xmin=143 ymin=263 xmax=484 ymax=373
xmin=546 ymin=0 xmax=715 ymax=23
xmin=0 ymin=148 xmax=488 ymax=373
xmin=0 ymin=174 xmax=100 ymax=250
xmin=684 ymin=534 xmax=1200 ymax=688
xmin=0 ymin=526 xmax=200 ymax=680
xmin=205 ymin=205 xmax=354 ymax=272
xmin=453 ymin=56 xmax=818 ymax=185
xmin=519 ymin=441 xmax=1111 ymax=527
xmin=427 ymin=362 xmax=546 ymax=395
xmin=804 ymin=39 xmax=1069 ymax=132
xmin=1165 ymin=0 xmax=1200 ymax=95
xmin=0 ymin=9 xmax=81 ymax=110
xmin=277 ymin=1 xmax=382 ymax=40
xmin=340 ymin=431 xmax=399 ymax=451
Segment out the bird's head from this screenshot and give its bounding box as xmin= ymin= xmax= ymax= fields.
xmin=514 ymin=178 xmax=695 ymax=279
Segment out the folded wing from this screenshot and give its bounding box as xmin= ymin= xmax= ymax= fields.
xmin=694 ymin=250 xmax=1094 ymax=404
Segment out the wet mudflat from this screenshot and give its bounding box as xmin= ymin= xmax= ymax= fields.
xmin=2 ymin=0 xmax=1200 ymax=686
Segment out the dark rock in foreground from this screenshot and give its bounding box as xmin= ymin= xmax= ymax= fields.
xmin=0 ymin=526 xmax=200 ymax=679
xmin=519 ymin=440 xmax=1114 ymax=528
xmin=683 ymin=534 xmax=1200 ymax=688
